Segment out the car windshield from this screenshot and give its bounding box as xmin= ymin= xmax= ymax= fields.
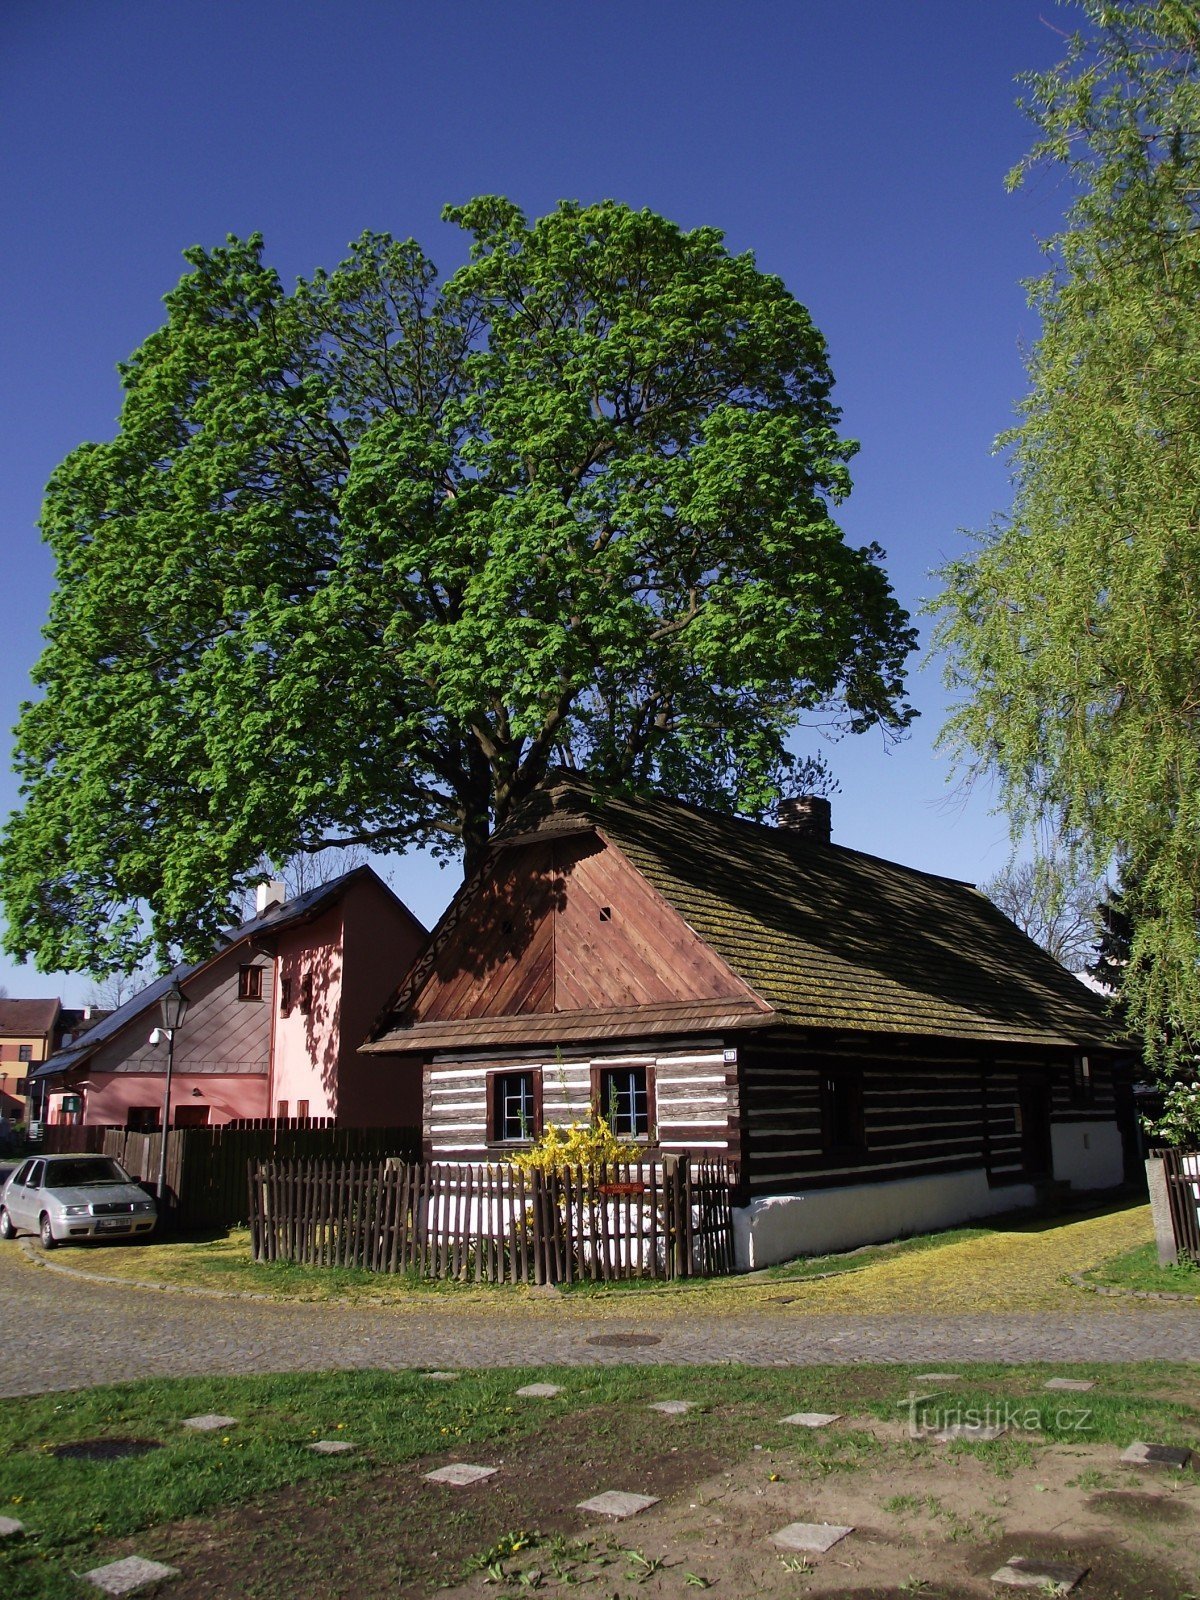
xmin=45 ymin=1159 xmax=131 ymax=1188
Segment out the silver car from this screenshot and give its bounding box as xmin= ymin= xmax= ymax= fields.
xmin=0 ymin=1155 xmax=156 ymax=1248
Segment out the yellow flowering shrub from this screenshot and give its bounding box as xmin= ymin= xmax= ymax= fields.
xmin=508 ymin=1117 xmax=640 ymax=1174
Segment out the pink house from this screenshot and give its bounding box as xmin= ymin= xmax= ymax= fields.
xmin=31 ymin=868 xmax=426 ymax=1129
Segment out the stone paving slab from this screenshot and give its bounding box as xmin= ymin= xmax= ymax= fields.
xmin=914 ymin=1372 xmax=961 ymax=1382
xmin=991 ymin=1555 xmax=1087 ymax=1592
xmin=0 ymin=1515 xmax=25 ymax=1537
xmin=181 ymin=1414 xmax=237 ymax=1431
xmin=1044 ymin=1377 xmax=1094 ymax=1391
xmin=577 ymin=1490 xmax=659 ymax=1518
xmin=780 ymin=1411 xmax=842 ymax=1428
xmin=308 ymin=1439 xmax=355 ymax=1454
xmin=83 ymin=1556 xmax=181 ymax=1595
xmin=648 ymin=1400 xmax=695 ymax=1415
xmin=424 ymin=1462 xmax=499 ymax=1486
xmin=515 ymin=1383 xmax=563 ymax=1397
xmin=1120 ymin=1440 xmax=1193 ymax=1468
xmin=771 ymin=1521 xmax=854 ymax=1554
xmin=421 ymin=1371 xmax=460 ymax=1381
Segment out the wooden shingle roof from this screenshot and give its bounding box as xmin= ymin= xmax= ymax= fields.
xmin=494 ymin=781 xmax=1118 ymax=1050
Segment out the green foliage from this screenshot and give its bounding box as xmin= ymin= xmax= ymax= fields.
xmin=3 ymin=198 xmax=914 ymax=973
xmin=933 ymin=4 xmax=1200 ymax=1074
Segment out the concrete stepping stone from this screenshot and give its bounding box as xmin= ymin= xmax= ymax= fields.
xmin=515 ymin=1383 xmax=563 ymax=1398
xmin=991 ymin=1555 xmax=1087 ymax=1592
xmin=420 ymin=1371 xmax=459 ymax=1381
xmin=914 ymin=1373 xmax=961 ymax=1383
xmin=771 ymin=1522 xmax=854 ymax=1554
xmin=780 ymin=1411 xmax=842 ymax=1428
xmin=1121 ymin=1440 xmax=1193 ymax=1469
xmin=181 ymin=1414 xmax=237 ymax=1432
xmin=424 ymin=1462 xmax=499 ymax=1486
xmin=935 ymin=1422 xmax=1007 ymax=1443
xmin=648 ymin=1400 xmax=695 ymax=1416
xmin=0 ymin=1516 xmax=25 ymax=1538
xmin=577 ymin=1490 xmax=659 ymax=1519
xmin=83 ymin=1556 xmax=181 ymax=1595
xmin=1044 ymin=1377 xmax=1094 ymax=1392
xmin=308 ymin=1439 xmax=356 ymax=1455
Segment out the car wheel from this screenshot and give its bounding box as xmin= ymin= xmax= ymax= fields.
xmin=39 ymin=1212 xmax=57 ymax=1251
xmin=0 ymin=1208 xmax=15 ymax=1241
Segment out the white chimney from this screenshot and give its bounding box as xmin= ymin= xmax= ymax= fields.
xmin=255 ymin=879 xmax=287 ymax=915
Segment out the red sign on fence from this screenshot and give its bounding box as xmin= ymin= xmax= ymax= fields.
xmin=598 ymin=1182 xmax=646 ymax=1197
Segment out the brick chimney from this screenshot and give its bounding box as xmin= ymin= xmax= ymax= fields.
xmin=777 ymin=795 xmax=832 ymax=844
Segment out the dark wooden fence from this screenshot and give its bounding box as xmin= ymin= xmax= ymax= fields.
xmin=40 ymin=1122 xmax=420 ymax=1231
xmin=248 ymin=1156 xmax=736 ymax=1282
xmin=1150 ymin=1147 xmax=1200 ymax=1264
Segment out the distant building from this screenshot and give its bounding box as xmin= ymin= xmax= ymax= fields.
xmin=31 ymin=868 xmax=425 ymax=1129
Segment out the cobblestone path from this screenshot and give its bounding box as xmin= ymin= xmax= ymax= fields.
xmin=3 ymin=1242 xmax=1199 ymax=1397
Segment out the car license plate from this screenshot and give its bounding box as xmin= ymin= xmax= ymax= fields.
xmin=96 ymin=1219 xmax=132 ymax=1232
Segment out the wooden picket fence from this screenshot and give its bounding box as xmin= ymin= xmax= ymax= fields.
xmin=248 ymin=1156 xmax=736 ymax=1282
xmin=1150 ymin=1147 xmax=1200 ymax=1264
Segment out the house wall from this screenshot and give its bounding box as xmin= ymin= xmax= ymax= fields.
xmin=50 ymin=1071 xmax=266 ymax=1127
xmin=336 ymin=874 xmax=426 ymax=1127
xmin=423 ymin=1037 xmax=739 ymax=1159
xmin=270 ymin=907 xmax=344 ymax=1119
xmin=86 ymin=956 xmax=274 ymax=1082
xmin=0 ymin=1030 xmax=53 ymax=1123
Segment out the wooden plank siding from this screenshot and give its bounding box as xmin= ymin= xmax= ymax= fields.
xmin=423 ymin=1040 xmax=741 ymax=1163
xmin=739 ymin=1036 xmax=1121 ymax=1198
xmin=409 ymin=835 xmax=759 ymax=1026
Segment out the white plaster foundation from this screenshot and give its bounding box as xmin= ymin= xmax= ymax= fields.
xmin=733 ymin=1122 xmax=1127 ymax=1270
xmin=1050 ymin=1119 xmax=1124 ymax=1190
xmin=732 ymin=1167 xmax=1036 ymax=1270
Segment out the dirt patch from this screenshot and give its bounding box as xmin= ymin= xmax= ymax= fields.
xmin=1087 ymin=1488 xmax=1190 ymax=1522
xmin=93 ymin=1406 xmax=727 ymax=1599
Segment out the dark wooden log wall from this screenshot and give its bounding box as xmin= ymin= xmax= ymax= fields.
xmin=740 ymin=1036 xmax=1119 ymax=1198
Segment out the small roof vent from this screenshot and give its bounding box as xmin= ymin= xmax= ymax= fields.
xmin=776 ymin=795 xmax=831 ymax=844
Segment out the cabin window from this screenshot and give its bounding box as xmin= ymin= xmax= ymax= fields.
xmin=488 ymin=1070 xmax=540 ymax=1143
xmin=299 ymin=973 xmax=313 ymax=1014
xmin=277 ymin=1099 xmax=289 ymax=1119
xmin=18 ymin=1045 xmax=33 ymax=1063
xmin=820 ymin=1068 xmax=865 ymax=1154
xmin=279 ymin=977 xmax=292 ymax=1015
xmin=594 ymin=1064 xmax=653 ymax=1139
xmin=1071 ymin=1053 xmax=1095 ymax=1108
xmin=296 ymin=1099 xmax=310 ymax=1121
xmin=238 ymin=964 xmax=263 ymax=1001
xmin=127 ymin=1106 xmax=160 ymax=1131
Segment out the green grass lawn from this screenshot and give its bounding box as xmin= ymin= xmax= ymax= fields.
xmin=1081 ymin=1238 xmax=1200 ymax=1296
xmin=2 ymin=1361 xmax=1197 ymax=1598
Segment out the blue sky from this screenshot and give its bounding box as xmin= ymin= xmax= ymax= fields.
xmin=0 ymin=1 xmax=1084 ymax=1001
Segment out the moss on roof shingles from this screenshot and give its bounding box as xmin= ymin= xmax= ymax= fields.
xmin=510 ymin=782 xmax=1119 ymax=1049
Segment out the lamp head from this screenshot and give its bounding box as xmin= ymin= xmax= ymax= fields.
xmin=159 ymin=979 xmax=189 ymax=1034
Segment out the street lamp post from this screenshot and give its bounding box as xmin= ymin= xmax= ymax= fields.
xmin=155 ymin=979 xmax=190 ymax=1207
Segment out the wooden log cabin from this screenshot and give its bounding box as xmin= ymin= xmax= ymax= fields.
xmin=364 ymin=780 xmax=1137 ymax=1268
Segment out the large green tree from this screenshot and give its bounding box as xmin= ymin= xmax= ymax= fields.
xmin=934 ymin=4 xmax=1200 ymax=1077
xmin=4 ymin=197 xmax=915 ymax=974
